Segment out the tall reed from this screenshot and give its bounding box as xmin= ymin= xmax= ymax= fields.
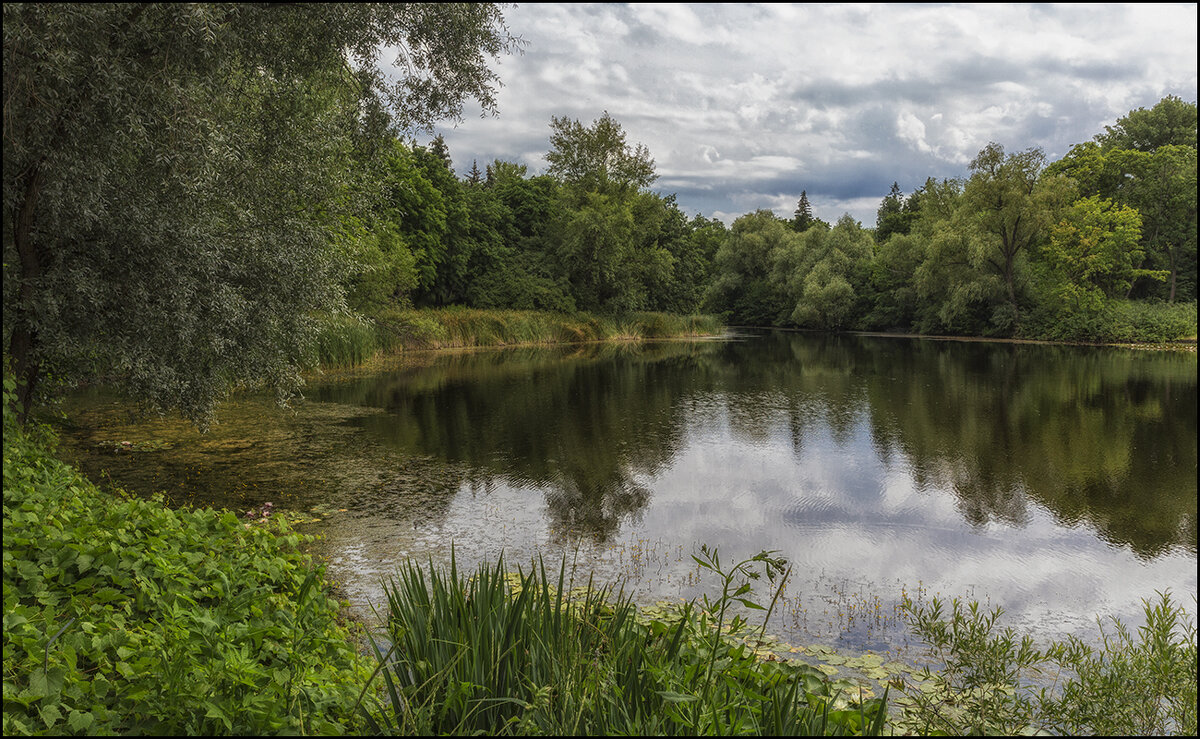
xmin=359 ymin=550 xmax=887 ymax=736
xmin=312 ymin=308 xmax=724 ymax=368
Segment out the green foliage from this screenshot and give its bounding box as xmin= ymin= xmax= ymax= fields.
xmin=961 ymin=143 xmax=1075 ymax=329
xmin=311 ymin=307 xmax=722 ymax=367
xmin=792 ymin=191 xmax=818 ymax=233
xmin=2 ymin=3 xmax=520 ymax=425
xmin=706 ymin=210 xmax=798 ymax=325
xmin=344 ymin=223 xmax=421 ymax=314
xmin=1 ymin=376 xmax=371 ymax=735
xmin=363 ymin=548 xmax=886 ymax=735
xmin=1041 ymin=195 xmax=1153 ymax=311
xmin=1096 ymin=94 xmax=1198 ymax=152
xmin=863 ymin=233 xmax=926 ymax=331
xmin=779 ymin=215 xmax=875 ymax=331
xmin=900 ymin=590 xmax=1198 ymax=736
xmin=553 ymin=192 xmax=659 ymax=313
xmin=545 ymin=111 xmax=658 ymax=194
xmin=1048 ymin=97 xmax=1198 ymax=303
xmin=874 ymin=182 xmax=904 ymax=244
xmin=1023 ymin=298 xmax=1197 ymax=344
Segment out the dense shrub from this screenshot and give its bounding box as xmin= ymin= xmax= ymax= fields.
xmin=1022 ymin=299 xmax=1197 ymax=344
xmin=899 ymin=591 xmax=1198 ymax=735
xmin=2 ymin=377 xmax=371 ymax=735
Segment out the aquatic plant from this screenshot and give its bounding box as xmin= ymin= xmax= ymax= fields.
xmin=359 ymin=547 xmax=888 ymax=735
xmin=898 ymin=590 xmax=1198 ymax=736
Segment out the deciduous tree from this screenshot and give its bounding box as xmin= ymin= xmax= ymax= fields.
xmin=545 ymin=112 xmax=657 ymax=194
xmin=2 ymin=3 xmax=520 ymax=424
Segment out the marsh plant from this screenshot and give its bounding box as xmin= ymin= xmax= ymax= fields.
xmin=358 ymin=547 xmax=887 ymax=736
xmin=899 ymin=590 xmax=1198 ymax=736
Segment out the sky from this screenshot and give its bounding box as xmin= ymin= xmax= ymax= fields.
xmin=413 ymin=3 xmax=1197 ymax=226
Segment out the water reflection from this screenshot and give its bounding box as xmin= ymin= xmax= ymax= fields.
xmin=303 ymin=333 xmax=1196 ymax=558
xmin=56 ymin=332 xmax=1196 ymax=649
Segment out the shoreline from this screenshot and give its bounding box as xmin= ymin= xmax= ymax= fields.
xmin=725 ymin=324 xmax=1198 ymax=352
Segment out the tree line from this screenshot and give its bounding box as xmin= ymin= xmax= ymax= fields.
xmin=344 ymin=95 xmax=1196 ymax=344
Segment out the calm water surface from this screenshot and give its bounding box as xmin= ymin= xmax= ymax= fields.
xmin=56 ymin=332 xmax=1198 ymax=655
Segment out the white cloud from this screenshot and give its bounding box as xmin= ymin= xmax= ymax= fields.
xmin=419 ymin=3 xmax=1197 ymax=225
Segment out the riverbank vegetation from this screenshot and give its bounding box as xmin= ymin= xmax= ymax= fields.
xmin=312 ymin=308 xmax=723 ymax=368
xmin=1 ymin=379 xmax=371 ymax=735
xmin=2 ymin=6 xmax=1195 ymax=735
xmin=7 ymin=393 xmax=1196 ymax=735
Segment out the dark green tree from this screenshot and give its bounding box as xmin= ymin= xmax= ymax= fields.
xmin=429 ymin=134 xmax=454 ymax=171
xmin=961 ymin=143 xmax=1074 ymax=330
xmin=2 ymin=3 xmax=521 ymax=424
xmin=466 ymin=159 xmax=484 ymax=186
xmin=705 ymin=210 xmax=799 ymax=325
xmin=791 ymin=191 xmax=816 ymax=232
xmin=875 ymin=182 xmax=906 ymax=244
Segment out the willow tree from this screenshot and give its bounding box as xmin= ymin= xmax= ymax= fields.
xmin=961 ymin=143 xmax=1073 ymax=331
xmin=3 ymin=3 xmax=521 ymax=424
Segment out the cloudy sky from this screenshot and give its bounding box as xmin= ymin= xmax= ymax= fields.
xmin=415 ymin=3 xmax=1197 ymax=226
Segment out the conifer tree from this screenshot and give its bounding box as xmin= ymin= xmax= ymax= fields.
xmin=467 ymin=159 xmax=483 ymax=185
xmin=791 ymin=191 xmax=815 ymax=232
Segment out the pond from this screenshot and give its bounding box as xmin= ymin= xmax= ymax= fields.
xmin=55 ymin=331 xmax=1197 ymax=657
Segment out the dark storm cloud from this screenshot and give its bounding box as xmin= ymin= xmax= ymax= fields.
xmin=419 ymin=3 xmax=1197 ymax=225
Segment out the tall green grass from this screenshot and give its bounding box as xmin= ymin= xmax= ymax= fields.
xmin=359 ymin=549 xmax=887 ymax=736
xmin=312 ymin=308 xmax=724 ymax=368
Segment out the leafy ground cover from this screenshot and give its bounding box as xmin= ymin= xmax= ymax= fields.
xmin=2 ymin=378 xmax=372 ymax=735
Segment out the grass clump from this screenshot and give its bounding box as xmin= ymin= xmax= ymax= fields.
xmin=360 ymin=546 xmax=887 ymax=736
xmin=1 ymin=377 xmax=371 ymax=735
xmin=898 ymin=591 xmax=1198 ymax=736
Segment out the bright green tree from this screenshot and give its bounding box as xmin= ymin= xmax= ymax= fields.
xmin=2 ymin=3 xmax=520 ymax=424
xmin=1046 ymin=97 xmax=1198 ymax=301
xmin=1041 ymin=196 xmax=1153 ymax=311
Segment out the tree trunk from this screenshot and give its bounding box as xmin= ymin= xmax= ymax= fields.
xmin=8 ymin=165 xmax=44 ymax=425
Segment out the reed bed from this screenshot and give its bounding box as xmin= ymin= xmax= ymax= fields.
xmin=312 ymin=308 xmax=723 ymax=368
xmin=357 ymin=551 xmax=887 ymax=736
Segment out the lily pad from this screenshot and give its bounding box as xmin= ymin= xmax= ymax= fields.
xmin=815 ymin=663 xmax=839 ymax=677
